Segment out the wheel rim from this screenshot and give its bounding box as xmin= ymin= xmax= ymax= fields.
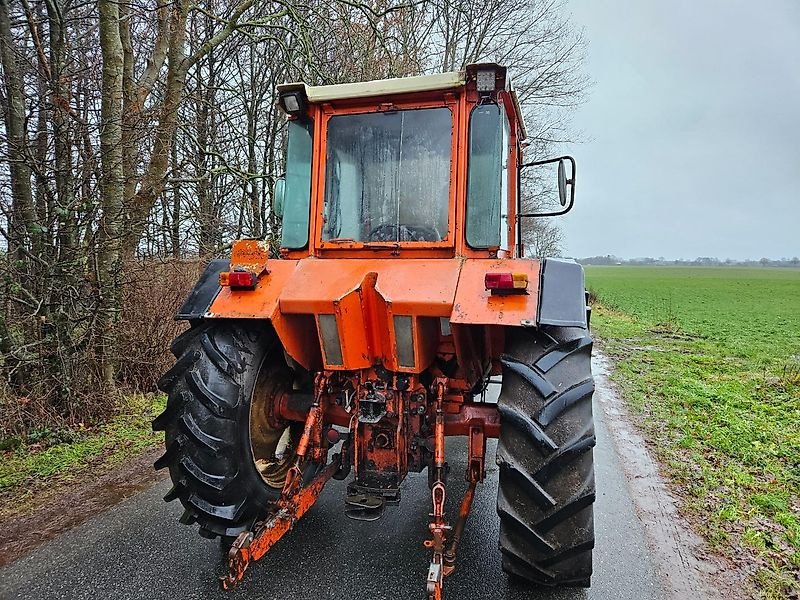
xmin=249 ymin=358 xmax=299 ymax=489
xmin=253 ymin=426 xmax=296 ymax=488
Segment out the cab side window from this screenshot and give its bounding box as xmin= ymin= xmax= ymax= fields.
xmin=281 ymin=119 xmax=314 ymax=249
xmin=465 ymin=104 xmax=510 ymax=248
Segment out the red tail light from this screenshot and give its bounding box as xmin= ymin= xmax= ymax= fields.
xmin=485 ymin=272 xmax=528 ymax=294
xmin=219 ymin=270 xmax=258 ymax=289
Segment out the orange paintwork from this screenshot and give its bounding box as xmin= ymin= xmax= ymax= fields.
xmin=207 ymin=252 xmax=541 ymax=375
xmin=277 ymin=258 xmax=458 ymax=315
xmin=211 ymin=258 xmax=298 ymax=320
xmin=451 ymin=258 xmax=540 ymax=325
xmin=221 ymin=458 xmax=340 ymax=589
xmin=206 ymin=67 xmax=541 ymax=381
xmin=228 ymin=239 xmax=271 ymax=274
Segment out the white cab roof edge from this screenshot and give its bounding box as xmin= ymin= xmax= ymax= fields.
xmin=508 ymin=79 xmax=528 ymax=140
xmin=277 ymin=71 xmax=465 ymax=103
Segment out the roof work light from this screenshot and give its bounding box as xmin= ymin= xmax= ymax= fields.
xmin=279 ymin=91 xmax=306 ymax=117
xmin=476 ymin=68 xmax=497 ymax=93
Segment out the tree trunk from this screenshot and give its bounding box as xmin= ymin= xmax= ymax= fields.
xmin=195 ymin=41 xmax=217 ymax=256
xmin=46 ymin=0 xmax=76 ymax=273
xmin=122 ymin=1 xmax=188 ymax=258
xmin=98 ymin=0 xmax=126 ymax=383
xmin=0 ymin=0 xmax=39 ymax=264
xmin=246 ymin=45 xmax=261 ymax=238
xmin=169 ymin=125 xmax=181 ymax=257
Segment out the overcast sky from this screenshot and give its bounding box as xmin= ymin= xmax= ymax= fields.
xmin=560 ymin=0 xmax=800 ymax=260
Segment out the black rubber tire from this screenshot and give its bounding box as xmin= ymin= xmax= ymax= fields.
xmin=496 ymin=326 xmax=596 ymax=587
xmin=153 ymin=320 xmax=310 ymax=540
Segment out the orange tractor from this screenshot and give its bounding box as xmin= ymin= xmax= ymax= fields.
xmin=154 ymin=63 xmax=595 ymax=599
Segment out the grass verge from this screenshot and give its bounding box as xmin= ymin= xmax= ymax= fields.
xmin=0 ymin=394 xmax=165 ymax=520
xmin=587 ymin=266 xmax=799 ymax=599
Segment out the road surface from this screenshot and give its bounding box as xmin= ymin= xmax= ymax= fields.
xmin=1 ymin=364 xmax=677 ymax=600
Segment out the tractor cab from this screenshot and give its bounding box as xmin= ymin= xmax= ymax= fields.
xmin=273 ymin=63 xmax=574 ymax=260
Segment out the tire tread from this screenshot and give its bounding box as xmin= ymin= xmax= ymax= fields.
xmin=153 ymin=321 xmax=292 ymax=541
xmin=496 ymin=326 xmax=595 ymax=587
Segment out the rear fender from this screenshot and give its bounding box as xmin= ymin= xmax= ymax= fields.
xmin=449 ymin=257 xmax=587 ymax=329
xmin=176 ymin=259 xmax=229 ymax=320
xmin=537 ymin=258 xmax=588 ymax=328
xmin=448 ymin=257 xmax=587 ymax=384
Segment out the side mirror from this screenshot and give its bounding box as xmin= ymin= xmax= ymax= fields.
xmin=273 ymin=178 xmax=285 ymax=218
xmin=519 ymin=155 xmax=576 ymax=217
xmin=557 ymin=159 xmax=568 ymax=206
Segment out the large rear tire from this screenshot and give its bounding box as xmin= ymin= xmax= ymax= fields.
xmin=496 ymin=326 xmax=596 ymax=587
xmin=153 ymin=320 xmax=314 ymax=540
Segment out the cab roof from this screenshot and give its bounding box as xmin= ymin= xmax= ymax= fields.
xmin=278 ymin=64 xmax=527 ymax=139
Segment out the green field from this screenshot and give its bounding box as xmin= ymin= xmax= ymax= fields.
xmin=586 ymin=266 xmax=800 ymax=599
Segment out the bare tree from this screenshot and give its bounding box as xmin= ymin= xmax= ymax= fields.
xmin=0 ymin=0 xmax=38 ymax=264
xmin=526 ymin=219 xmax=563 ymax=257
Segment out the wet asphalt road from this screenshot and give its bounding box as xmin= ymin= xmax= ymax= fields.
xmin=0 ymin=381 xmax=668 ymax=600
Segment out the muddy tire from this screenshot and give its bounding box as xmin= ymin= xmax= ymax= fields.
xmin=153 ymin=321 xmax=313 ymax=540
xmin=496 ymin=326 xmax=596 ymax=587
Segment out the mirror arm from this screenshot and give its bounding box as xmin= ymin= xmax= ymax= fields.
xmin=517 ymin=191 xmax=575 ymax=217
xmin=518 ymin=154 xmax=576 ymax=217
xmin=521 ymin=155 xmax=575 ymax=170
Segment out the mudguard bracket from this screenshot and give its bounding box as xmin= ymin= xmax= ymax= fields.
xmin=176 ymin=259 xmax=229 ymax=320
xmin=538 ymin=258 xmax=588 ymax=328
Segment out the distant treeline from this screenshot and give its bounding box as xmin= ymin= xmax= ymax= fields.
xmin=576 ymin=255 xmax=800 ymax=268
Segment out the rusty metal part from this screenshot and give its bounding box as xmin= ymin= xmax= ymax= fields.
xmin=283 ymin=374 xmax=328 ymax=495
xmin=425 ymin=480 xmax=448 ymax=600
xmin=442 ymin=403 xmax=500 ymax=438
xmin=442 ymin=479 xmax=477 ymax=577
xmin=443 ymin=425 xmax=485 ymax=575
xmin=228 ymin=238 xmax=272 ymax=275
xmin=425 ymin=380 xmax=450 ymax=600
xmin=467 ymin=423 xmax=487 ymax=481
xmin=224 ymin=369 xmax=494 ymax=596
xmin=277 ymin=389 xmax=501 ymax=440
xmin=432 ymin=380 xmax=446 ymax=480
xmin=423 ymin=388 xmax=487 ymax=598
xmin=220 ymin=374 xmax=331 ymax=590
xmin=219 ymin=457 xmax=339 ymax=590
xmin=346 ymin=371 xmax=417 ymax=494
